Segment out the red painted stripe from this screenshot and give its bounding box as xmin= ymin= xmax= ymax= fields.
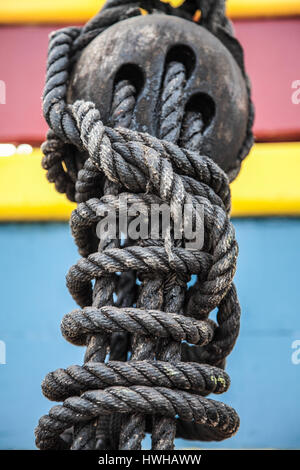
xmin=234 ymin=19 xmax=300 ymax=141
xmin=0 ymin=26 xmax=50 ymax=143
xmin=0 ymin=20 xmax=299 ymax=143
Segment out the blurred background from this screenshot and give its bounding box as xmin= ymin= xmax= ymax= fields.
xmin=0 ymin=0 xmax=300 ymax=449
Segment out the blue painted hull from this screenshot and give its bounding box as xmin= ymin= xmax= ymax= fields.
xmin=0 ymin=219 xmax=299 ymax=449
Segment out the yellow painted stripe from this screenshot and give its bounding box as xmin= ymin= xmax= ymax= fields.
xmin=231 ymin=142 xmax=300 ymax=217
xmin=226 ymin=0 xmax=300 ymax=18
xmin=0 ymin=143 xmax=299 ymax=221
xmin=0 ymin=0 xmax=103 ymax=24
xmin=0 ymin=149 xmax=75 ymax=221
xmin=0 ymin=0 xmax=299 ymax=24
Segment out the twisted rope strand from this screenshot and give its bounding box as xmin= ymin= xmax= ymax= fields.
xmin=42 ymin=361 xmax=230 ymax=403
xmin=151 ymin=61 xmax=190 ymax=450
xmin=36 ymin=0 xmax=253 ymax=450
xmin=71 ymin=79 xmax=137 ymax=449
xmin=36 ymin=386 xmax=239 ymax=450
xmin=36 ymin=97 xmax=239 ymax=449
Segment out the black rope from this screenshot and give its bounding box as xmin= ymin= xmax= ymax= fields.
xmin=36 ymin=0 xmax=253 ymax=450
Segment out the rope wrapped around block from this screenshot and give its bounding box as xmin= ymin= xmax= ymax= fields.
xmin=35 ymin=0 xmax=253 ymax=450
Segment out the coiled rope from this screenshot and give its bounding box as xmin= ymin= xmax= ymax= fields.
xmin=35 ymin=0 xmax=254 ymax=450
